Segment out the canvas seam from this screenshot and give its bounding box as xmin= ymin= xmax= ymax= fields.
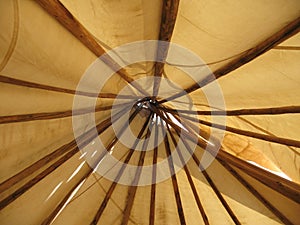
xmin=0 ymin=0 xmax=19 ymax=72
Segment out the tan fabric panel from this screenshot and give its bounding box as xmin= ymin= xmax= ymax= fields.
xmin=233 ymin=165 xmax=300 ymax=224
xmin=173 ymin=0 xmax=300 ymax=73
xmin=128 ymin=185 xmax=151 ymax=225
xmin=94 ymin=181 xmax=129 ymax=225
xmin=0 ymin=152 xmax=89 ymax=225
xmin=223 ymin=115 xmax=300 ymax=182
xmin=0 ymin=117 xmax=74 ymax=182
xmin=205 ymin=159 xmax=282 ymax=224
xmin=152 ymin=177 xmax=181 ymax=225
xmin=51 ymin=174 xmax=113 ymax=225
xmin=0 ymin=0 xmax=96 ymax=91
xmin=61 ymin=0 xmax=162 ymax=48
xmin=189 ymin=34 xmax=300 ymax=110
xmin=215 ymin=48 xmax=300 ymax=109
xmin=225 ymin=114 xmax=300 ymax=143
xmin=186 ymin=154 xmax=235 ymax=225
xmin=60 ymin=0 xmax=162 ymax=81
xmin=0 ymin=0 xmax=16 ymax=72
xmin=0 ymin=109 xmax=106 ymax=183
xmin=221 ymin=133 xmax=283 ymax=172
xmin=0 ymin=0 xmax=299 ymax=224
xmin=0 ymin=83 xmax=74 ymax=115
xmin=187 ymin=32 xmax=300 ymax=182
xmin=183 ymin=118 xmax=290 ymax=178
xmin=163 ymin=64 xmax=209 ymax=90
xmin=176 ymin=166 xmax=207 ymax=225
xmin=62 ymin=0 xmax=162 ymax=84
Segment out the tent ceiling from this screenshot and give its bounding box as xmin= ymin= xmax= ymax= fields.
xmin=0 ymin=0 xmax=300 ymax=225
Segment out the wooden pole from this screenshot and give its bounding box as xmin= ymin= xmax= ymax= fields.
xmin=160 ymin=17 xmax=300 ymax=103
xmin=0 ymin=105 xmax=130 ymax=195
xmin=121 ymin=114 xmax=154 ymax=225
xmin=152 ymin=106 xmax=300 ymax=204
xmin=35 ymin=0 xmax=148 ymax=96
xmin=152 ymin=0 xmax=180 ymax=96
xmin=167 ymin=123 xmax=209 ymax=225
xmin=219 ymin=159 xmax=293 ymax=225
xmin=90 ymin=114 xmax=151 ymax=225
xmin=41 ymin=169 xmax=92 ymax=225
xmin=0 ymin=102 xmax=133 ymax=124
xmin=149 ymin=116 xmax=159 ymax=225
xmin=179 ymin=113 xmax=300 ymax=148
xmin=163 ymin=105 xmax=300 ymax=116
xmin=162 ymin=121 xmax=186 ymax=225
xmin=160 ymin=111 xmax=238 ymax=224
xmin=41 ymin=106 xmax=143 ymax=225
xmin=0 ymin=75 xmax=136 ymax=99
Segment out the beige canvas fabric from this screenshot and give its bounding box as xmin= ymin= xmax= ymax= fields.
xmin=0 ymin=0 xmax=299 ymax=224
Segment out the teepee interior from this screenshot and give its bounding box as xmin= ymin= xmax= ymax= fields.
xmin=0 ymin=0 xmax=300 ymax=224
